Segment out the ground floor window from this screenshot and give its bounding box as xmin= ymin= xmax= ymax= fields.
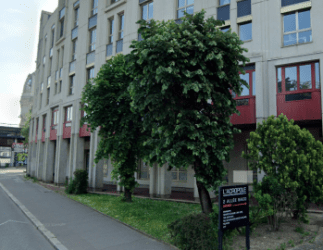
xmin=138 ymin=160 xmax=150 ymax=180
xmin=171 ymin=167 xmax=187 ymax=182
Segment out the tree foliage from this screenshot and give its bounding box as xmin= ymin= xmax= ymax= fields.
xmin=243 ymin=114 xmax=323 ymax=223
xmin=21 ymin=109 xmax=32 ymax=148
xmin=81 ymin=54 xmax=146 ymax=202
xmin=128 ymin=10 xmax=250 ymax=213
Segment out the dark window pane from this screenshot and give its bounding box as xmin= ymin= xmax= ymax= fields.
xmin=239 ymin=73 xmax=250 ymax=96
xmin=221 ymin=27 xmax=229 ymax=32
xmin=283 ymin=33 xmax=297 ymax=46
xmin=298 ymin=10 xmax=311 ymax=30
xmin=243 ymin=65 xmax=255 ymax=71
xmin=277 ymin=67 xmax=282 ymax=93
xmin=237 ymin=0 xmax=251 ymax=18
xmin=285 ymin=66 xmax=297 ymax=91
xmin=217 ymin=5 xmax=230 ymax=21
xmin=239 ymin=22 xmax=252 ymax=41
xmin=315 ymin=62 xmax=320 ymax=89
xmin=236 ymin=99 xmax=249 ymax=106
xmin=285 ymin=92 xmax=311 ymax=101
xmin=299 ymin=64 xmax=312 ymax=89
xmin=282 ymin=0 xmax=310 ymax=7
xmin=298 ymin=30 xmax=312 ymax=44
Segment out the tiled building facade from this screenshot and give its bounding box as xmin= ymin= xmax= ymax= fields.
xmin=26 ymin=0 xmax=323 ymax=200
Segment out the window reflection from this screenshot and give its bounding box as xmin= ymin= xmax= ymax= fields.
xmin=299 ymin=64 xmax=312 ymax=89
xmin=239 ymin=73 xmax=250 ymax=96
xmin=285 ymin=66 xmax=297 ymax=91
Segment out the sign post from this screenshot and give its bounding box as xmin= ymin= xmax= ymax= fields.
xmin=218 ymin=184 xmax=250 ymax=250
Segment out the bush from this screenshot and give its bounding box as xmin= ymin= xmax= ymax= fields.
xmin=5 ymin=163 xmax=9 ymax=168
xmin=167 ymin=208 xmax=239 ymax=250
xmin=65 ymin=169 xmax=88 ymax=195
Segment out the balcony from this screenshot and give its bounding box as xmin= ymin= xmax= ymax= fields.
xmin=116 ymin=39 xmax=123 ymax=53
xmin=41 ymin=129 xmax=45 ymax=142
xmin=49 ymin=48 xmax=53 ymax=57
xmin=106 ymin=44 xmax=113 ymax=57
xmin=63 ymin=123 xmax=72 ymax=139
xmin=69 ymin=60 xmax=76 ymax=73
xmin=50 ymin=125 xmax=57 ymax=140
xmin=88 ymin=14 xmax=97 ymax=29
xmin=71 ymin=26 xmax=78 ymax=40
xmin=86 ymin=51 xmax=95 ymax=65
xmin=230 ymin=96 xmax=256 ymax=125
xmin=79 ymin=124 xmax=91 ymax=137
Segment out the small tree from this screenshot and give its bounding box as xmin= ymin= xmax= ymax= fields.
xmin=21 ymin=109 xmax=31 ymax=151
xmin=243 ymin=114 xmax=323 ymax=223
xmin=128 ymin=10 xmax=250 ymax=214
xmin=81 ymin=54 xmax=147 ymax=202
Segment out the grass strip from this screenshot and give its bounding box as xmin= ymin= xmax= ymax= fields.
xmin=67 ymin=193 xmax=201 ymax=244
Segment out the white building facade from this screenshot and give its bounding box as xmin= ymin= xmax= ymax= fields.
xmin=26 ymin=0 xmax=323 ymax=200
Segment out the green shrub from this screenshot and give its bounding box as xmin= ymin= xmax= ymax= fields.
xmin=65 ymin=169 xmax=88 ymax=195
xmin=5 ymin=163 xmax=9 ymax=168
xmin=167 ymin=208 xmax=239 ymax=250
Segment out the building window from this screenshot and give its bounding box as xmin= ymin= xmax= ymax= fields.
xmin=277 ymin=61 xmax=320 ymax=101
xmin=111 ymin=0 xmax=120 ymax=4
xmin=221 ymin=26 xmax=230 ymax=32
xmin=283 ymin=9 xmax=312 ymax=46
xmin=239 ymin=22 xmax=252 ymax=41
xmin=177 ymin=0 xmax=194 ymax=18
xmin=43 ymin=56 xmax=46 ymax=64
xmin=237 ymin=0 xmax=251 ymax=18
xmin=119 ymin=14 xmax=124 ymax=39
xmin=87 ymin=67 xmax=95 ymax=84
xmin=109 ymin=18 xmax=114 ymax=44
xmin=138 ymin=161 xmax=150 ymax=179
xmin=74 ymin=7 xmax=79 ymax=27
xmin=72 ymin=39 xmax=77 ymax=60
xmin=51 ymin=26 xmax=55 ymax=47
xmin=142 ymin=1 xmax=153 ymax=21
xmin=232 ymin=65 xmax=256 ymax=103
xmin=69 ymin=75 xmax=75 ymax=95
xmin=60 ymin=19 xmax=64 ymax=38
xmin=281 ymin=0 xmax=310 ymax=7
xmin=171 ymin=167 xmax=187 ymax=182
xmin=54 ymin=82 xmax=58 ymax=94
xmin=52 ymin=108 xmax=59 ymax=125
xmin=47 ymin=88 xmax=50 ymax=105
xmin=220 ymin=0 xmax=230 ymax=5
xmin=59 ymin=80 xmax=62 ymax=93
xmin=66 ymin=106 xmax=73 ymax=122
xmin=89 ymin=28 xmax=96 ymax=52
xmin=92 ymin=0 xmax=98 ymax=16
xmin=39 ymin=93 xmax=42 ymax=109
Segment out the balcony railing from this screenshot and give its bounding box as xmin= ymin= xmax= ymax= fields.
xmin=59 ymin=68 xmax=63 ymax=78
xmin=49 ymin=48 xmax=53 ymax=57
xmin=86 ymin=51 xmax=95 ymax=65
xmin=71 ymin=26 xmax=78 ymax=40
xmin=106 ymin=44 xmax=113 ymax=57
xmin=116 ymin=39 xmax=123 ymax=53
xmin=69 ymin=60 xmax=76 ymax=73
xmin=88 ymin=14 xmax=97 ymax=29
xmin=55 ymin=70 xmax=58 ymax=81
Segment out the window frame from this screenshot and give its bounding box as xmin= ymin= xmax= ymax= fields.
xmin=65 ymin=106 xmax=73 ymax=123
xmin=282 ymin=9 xmax=312 ymax=47
xmin=108 ymin=18 xmax=114 ymax=44
xmin=171 ymin=167 xmax=188 ymax=182
xmin=72 ymin=39 xmax=77 ymax=61
xmin=239 ymin=21 xmax=252 ymax=42
xmin=46 ymin=87 xmax=50 ymax=105
xmin=89 ymin=28 xmax=97 ymax=52
xmin=276 ymin=61 xmax=320 ymax=99
xmin=69 ymin=75 xmax=75 ymax=96
xmin=138 ymin=160 xmax=150 ymax=180
xmin=231 ymin=67 xmax=256 ymax=103
xmin=52 ymin=108 xmax=59 ymax=126
xmin=74 ymin=7 xmax=79 ymax=27
xmin=118 ymin=13 xmax=124 ymax=40
xmin=141 ymin=1 xmax=153 ymax=22
xmin=177 ymin=0 xmax=194 ymax=19
xmin=92 ymin=0 xmax=98 ymax=16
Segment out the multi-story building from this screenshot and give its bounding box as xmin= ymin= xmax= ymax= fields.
xmin=19 ymin=73 xmax=36 ymax=127
xmin=26 ymin=0 xmax=323 ymax=200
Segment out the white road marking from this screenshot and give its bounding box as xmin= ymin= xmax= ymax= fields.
xmin=0 ymin=220 xmax=29 ymax=227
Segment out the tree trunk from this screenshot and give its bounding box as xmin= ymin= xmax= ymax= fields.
xmin=124 ymin=188 xmax=132 ymax=202
xmin=196 ymin=179 xmax=213 ymax=215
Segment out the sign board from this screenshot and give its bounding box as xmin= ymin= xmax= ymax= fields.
xmin=12 ymin=143 xmax=24 ymax=149
xmin=218 ymin=184 xmax=250 ymax=250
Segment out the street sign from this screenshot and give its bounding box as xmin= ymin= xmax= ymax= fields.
xmin=218 ymin=184 xmax=250 ymax=250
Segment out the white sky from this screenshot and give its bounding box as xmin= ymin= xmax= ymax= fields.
xmin=0 ymin=0 xmax=58 ymax=127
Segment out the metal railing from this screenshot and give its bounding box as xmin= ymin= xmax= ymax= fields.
xmin=88 ymin=14 xmax=97 ymax=29
xmin=69 ymin=60 xmax=76 ymax=73
xmin=106 ymin=44 xmax=113 ymax=57
xmin=86 ymin=51 xmax=95 ymax=65
xmin=71 ymin=26 xmax=78 ymax=40
xmin=116 ymin=39 xmax=123 ymax=53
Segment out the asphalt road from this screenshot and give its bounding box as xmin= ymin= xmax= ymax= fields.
xmin=0 ymin=172 xmax=54 ymax=250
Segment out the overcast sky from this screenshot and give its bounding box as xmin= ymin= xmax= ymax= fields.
xmin=0 ymin=0 xmax=58 ymax=127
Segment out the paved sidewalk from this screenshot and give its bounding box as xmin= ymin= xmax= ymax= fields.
xmin=0 ymin=174 xmax=176 ymax=250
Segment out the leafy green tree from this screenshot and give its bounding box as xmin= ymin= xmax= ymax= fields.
xmin=128 ymin=10 xmax=250 ymax=214
xmin=81 ymin=54 xmax=147 ymax=202
xmin=21 ymin=109 xmax=31 ymax=148
xmin=242 ymin=114 xmax=323 ymax=223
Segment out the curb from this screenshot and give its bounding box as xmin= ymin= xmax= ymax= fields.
xmin=0 ymin=181 xmax=68 ymax=250
xmin=37 ymin=181 xmax=179 ymax=250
